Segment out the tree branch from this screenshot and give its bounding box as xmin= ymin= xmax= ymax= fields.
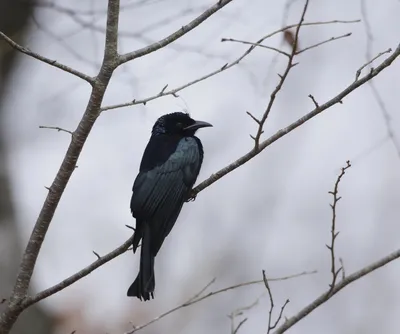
xmin=221 ymin=38 xmax=290 ymax=57
xmin=125 ymin=270 xmax=315 ymax=333
xmin=22 ymin=236 xmax=133 ymax=308
xmin=296 ymin=32 xmax=352 ymax=55
xmin=252 ymin=0 xmax=309 ymax=150
xmin=360 ymin=0 xmax=400 ymax=158
xmin=118 ymin=0 xmax=234 ymax=65
xmin=0 ymin=1 xmax=121 ymax=333
xmin=0 ymin=31 xmax=95 ymax=84
xmin=39 ymin=125 xmax=73 ymax=136
xmin=263 ymin=270 xmax=290 ymax=333
xmin=190 ymin=43 xmax=400 ymax=198
xmin=327 ymin=160 xmax=351 ymax=292
xmin=102 ymin=19 xmax=359 ymax=112
xmin=273 ymin=247 xmax=400 ymax=333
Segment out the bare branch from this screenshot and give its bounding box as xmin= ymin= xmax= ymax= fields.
xmin=39 ymin=125 xmax=73 ymax=136
xmin=126 ymin=270 xmax=315 ymax=333
xmin=233 ymin=318 xmax=248 ymax=334
xmin=273 ymin=247 xmax=400 ymax=333
xmin=339 ymin=258 xmax=346 ymax=280
xmin=92 ymin=251 xmax=101 ymax=259
xmin=355 ymin=48 xmax=392 ymax=81
xmin=118 ymin=0 xmax=234 ymax=65
xmin=360 ymin=0 xmax=400 ymax=158
xmin=252 ymin=0 xmax=309 ymax=150
xmin=228 ymin=296 xmax=262 ymax=334
xmin=296 ymin=32 xmax=352 ymax=54
xmin=102 ymin=19 xmax=359 ymax=112
xmin=308 ymin=94 xmax=319 ymax=108
xmin=0 ymin=31 xmax=95 ymax=84
xmin=246 ymin=111 xmax=261 ymax=124
xmin=0 ymin=1 xmax=121 ymax=333
xmin=22 ymin=236 xmax=133 ymax=308
xmin=221 ymin=38 xmax=291 ymax=57
xmin=327 ymin=160 xmax=351 ymax=292
xmin=190 ymin=43 xmax=400 ymax=198
xmin=263 ymin=270 xmax=290 ymax=333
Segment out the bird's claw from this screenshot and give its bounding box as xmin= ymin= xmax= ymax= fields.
xmin=186 ymin=190 xmax=197 ymax=202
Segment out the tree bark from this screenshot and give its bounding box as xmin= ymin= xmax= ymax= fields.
xmin=0 ymin=1 xmax=54 ymax=333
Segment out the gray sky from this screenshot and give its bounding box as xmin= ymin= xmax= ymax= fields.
xmin=3 ymin=0 xmax=400 ymax=333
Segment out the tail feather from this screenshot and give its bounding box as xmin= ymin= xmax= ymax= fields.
xmin=127 ymin=224 xmax=155 ymax=300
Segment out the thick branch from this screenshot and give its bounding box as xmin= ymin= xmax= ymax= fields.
xmin=0 ymin=31 xmax=94 ymax=84
xmin=118 ymin=0 xmax=234 ymax=64
xmin=0 ymin=1 xmax=121 ymax=333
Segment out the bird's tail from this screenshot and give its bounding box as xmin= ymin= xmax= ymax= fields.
xmin=127 ymin=224 xmax=155 ymax=301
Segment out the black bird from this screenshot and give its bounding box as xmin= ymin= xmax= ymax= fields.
xmin=127 ymin=112 xmax=212 ymax=301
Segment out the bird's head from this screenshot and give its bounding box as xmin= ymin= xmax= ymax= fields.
xmin=152 ymin=112 xmax=212 ymax=136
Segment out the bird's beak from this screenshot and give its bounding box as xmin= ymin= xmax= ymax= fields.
xmin=184 ymin=120 xmax=213 ymax=131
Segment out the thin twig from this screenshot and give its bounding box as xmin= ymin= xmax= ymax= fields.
xmin=308 ymin=94 xmax=319 ymax=108
xmin=339 ymin=258 xmax=346 ymax=280
xmin=360 ymin=0 xmax=400 ymax=158
xmin=228 ymin=292 xmax=266 ymax=334
xmin=118 ymin=0 xmax=234 ymax=64
xmin=0 ymin=32 xmax=94 ymax=84
xmin=253 ymin=0 xmax=309 ymax=150
xmin=263 ymin=270 xmax=290 ymax=333
xmin=39 ymin=125 xmax=73 ymax=136
xmin=221 ymin=38 xmax=290 ymax=57
xmin=233 ymin=318 xmax=248 ymax=334
xmin=355 ymin=48 xmax=391 ymax=81
xmin=125 ymin=270 xmax=315 ymax=334
xmin=101 ymin=19 xmax=360 ymax=112
xmin=190 ymin=43 xmax=400 ymax=199
xmin=327 ymin=160 xmax=351 ymax=292
xmin=92 ymin=251 xmax=101 ymax=260
xmin=273 ymin=247 xmax=400 ymax=333
xmin=296 ymin=32 xmax=352 ymax=54
xmin=246 ymin=111 xmax=261 ymax=124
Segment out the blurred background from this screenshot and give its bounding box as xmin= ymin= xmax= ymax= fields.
xmin=0 ymin=0 xmax=399 ymax=333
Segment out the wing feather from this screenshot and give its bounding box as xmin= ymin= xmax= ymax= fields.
xmin=130 ymin=137 xmax=202 ymax=254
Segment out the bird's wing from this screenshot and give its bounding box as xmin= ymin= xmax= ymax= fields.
xmin=130 ymin=137 xmax=202 ymax=254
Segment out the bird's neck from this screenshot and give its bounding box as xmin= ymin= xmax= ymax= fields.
xmin=139 ymin=134 xmax=189 ymax=172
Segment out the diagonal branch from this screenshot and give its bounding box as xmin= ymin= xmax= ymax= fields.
xmin=0 ymin=31 xmax=95 ymax=84
xmin=296 ymin=32 xmax=352 ymax=55
xmin=102 ymin=19 xmax=360 ymax=112
xmin=125 ymin=270 xmax=315 ymax=334
xmin=221 ymin=38 xmax=290 ymax=57
xmin=273 ymin=247 xmax=400 ymax=333
xmin=118 ymin=0 xmax=235 ymax=65
xmin=190 ymin=43 xmax=400 ymax=198
xmin=22 ymin=236 xmax=134 ymax=308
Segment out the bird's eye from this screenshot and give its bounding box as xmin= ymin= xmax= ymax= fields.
xmin=176 ymin=122 xmax=183 ymax=129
